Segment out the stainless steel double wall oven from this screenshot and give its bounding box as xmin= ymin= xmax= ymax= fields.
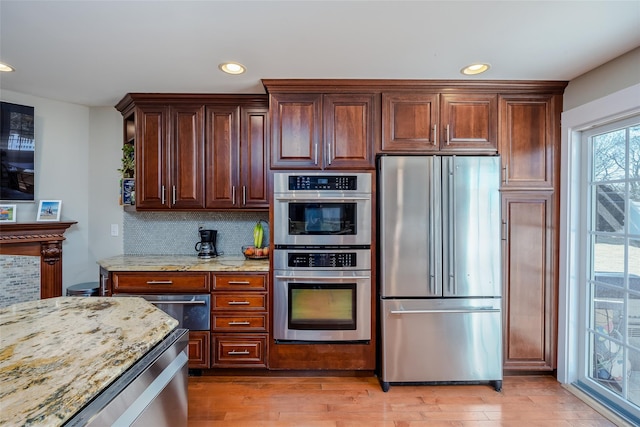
xmin=273 ymin=172 xmax=372 ymax=342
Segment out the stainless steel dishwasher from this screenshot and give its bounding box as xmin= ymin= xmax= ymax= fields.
xmin=114 ymin=294 xmax=210 ymax=331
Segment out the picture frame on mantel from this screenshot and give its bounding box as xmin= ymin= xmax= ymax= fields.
xmin=0 ymin=204 xmax=17 ymax=222
xmin=36 ymin=200 xmax=62 ymax=221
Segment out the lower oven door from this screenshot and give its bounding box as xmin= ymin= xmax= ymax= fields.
xmin=114 ymin=294 xmax=210 ymax=331
xmin=273 ymin=270 xmax=371 ymax=342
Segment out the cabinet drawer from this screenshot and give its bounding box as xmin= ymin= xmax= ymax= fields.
xmin=188 ymin=331 xmax=210 ymax=369
xmin=213 ymin=273 xmax=267 ymax=291
xmin=212 ymin=314 xmax=267 ymax=332
xmin=212 ymin=335 xmax=267 ymax=367
xmin=113 ymin=272 xmax=210 ymax=293
xmin=212 ymin=293 xmax=267 ymax=311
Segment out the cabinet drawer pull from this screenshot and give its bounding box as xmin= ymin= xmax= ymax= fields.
xmin=228 ymin=281 xmax=251 ymax=285
xmin=228 ymin=350 xmax=250 ymax=355
xmin=146 ymin=280 xmax=173 ymax=285
xmin=227 ymin=301 xmax=250 ymax=305
xmin=228 ymin=321 xmax=251 ymax=326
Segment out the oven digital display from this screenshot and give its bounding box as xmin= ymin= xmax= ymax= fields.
xmin=287 ymin=253 xmax=357 ymax=268
xmin=288 ymin=175 xmax=357 ymax=190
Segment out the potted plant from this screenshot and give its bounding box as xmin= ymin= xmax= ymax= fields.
xmin=118 ymin=143 xmax=135 ymax=179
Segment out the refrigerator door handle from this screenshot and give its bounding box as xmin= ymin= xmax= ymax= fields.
xmin=448 ymin=157 xmax=457 ymax=294
xmin=390 ymin=308 xmax=501 ymax=314
xmin=428 ymin=159 xmax=436 ymax=294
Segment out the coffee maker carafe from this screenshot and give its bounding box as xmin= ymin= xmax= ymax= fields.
xmin=195 ymin=229 xmax=218 ymax=258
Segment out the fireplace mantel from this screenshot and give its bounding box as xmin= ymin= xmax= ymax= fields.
xmin=0 ymin=221 xmax=77 ymax=299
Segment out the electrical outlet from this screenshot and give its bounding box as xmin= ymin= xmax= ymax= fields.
xmin=110 ymin=224 xmax=119 ymax=237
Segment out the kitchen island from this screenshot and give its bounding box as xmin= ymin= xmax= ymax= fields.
xmin=0 ymin=297 xmax=183 ymax=426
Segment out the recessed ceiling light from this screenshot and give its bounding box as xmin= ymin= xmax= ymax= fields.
xmin=461 ymin=63 xmax=490 ymax=75
xmin=218 ymin=62 xmax=246 ymax=75
xmin=0 ymin=62 xmax=15 ymax=72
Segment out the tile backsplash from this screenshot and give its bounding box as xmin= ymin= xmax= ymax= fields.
xmin=123 ymin=211 xmax=269 ymax=256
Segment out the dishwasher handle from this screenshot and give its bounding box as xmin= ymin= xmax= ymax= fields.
xmin=147 ymin=300 xmax=207 ymax=306
xmin=390 ymin=308 xmax=500 ymax=314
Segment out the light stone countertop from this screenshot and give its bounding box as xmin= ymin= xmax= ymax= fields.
xmin=98 ymin=254 xmax=270 ymax=272
xmin=0 ymin=297 xmax=178 ymax=426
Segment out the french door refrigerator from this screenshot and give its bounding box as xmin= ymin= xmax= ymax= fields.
xmin=378 ymin=155 xmax=502 ymax=392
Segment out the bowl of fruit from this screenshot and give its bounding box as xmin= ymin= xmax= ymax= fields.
xmin=242 ymin=245 xmax=269 ymax=260
xmin=243 ymin=220 xmax=269 ymax=260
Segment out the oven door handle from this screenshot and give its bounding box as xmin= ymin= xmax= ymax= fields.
xmin=275 ymin=275 xmax=370 ymax=280
xmin=274 ymin=196 xmax=371 ymax=202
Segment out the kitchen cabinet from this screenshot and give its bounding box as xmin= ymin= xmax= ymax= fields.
xmin=498 ymin=94 xmax=560 ymax=189
xmin=204 ymin=105 xmax=269 ymax=209
xmin=268 ymin=92 xmax=377 ymax=170
xmin=501 ymin=191 xmax=556 ymax=371
xmin=134 ymin=104 xmax=205 ymax=209
xmin=211 ymin=272 xmax=269 ymax=368
xmin=381 ymin=92 xmax=497 ymax=153
xmin=114 ymin=94 xmax=269 ymax=212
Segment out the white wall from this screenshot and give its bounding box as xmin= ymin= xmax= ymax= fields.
xmin=1 ymin=90 xmax=123 ymax=291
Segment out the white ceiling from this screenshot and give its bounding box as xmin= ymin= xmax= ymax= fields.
xmin=1 ymin=1 xmax=639 ymax=107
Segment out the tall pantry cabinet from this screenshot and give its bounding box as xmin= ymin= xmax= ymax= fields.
xmin=499 ymin=92 xmax=564 ymax=372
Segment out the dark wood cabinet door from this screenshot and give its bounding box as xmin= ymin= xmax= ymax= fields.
xmin=381 ymin=92 xmax=439 ymax=151
xmin=270 ymin=93 xmax=322 ymax=169
xmin=440 ymin=94 xmax=497 ymax=152
xmin=135 ymin=105 xmax=169 ymax=209
xmin=204 ymin=106 xmax=240 ymax=208
xmin=240 ymin=107 xmax=269 ymax=207
xmin=502 ymin=191 xmax=556 ymax=371
xmin=499 ymin=95 xmax=559 ymax=189
xmin=171 ymin=105 xmax=205 ymax=208
xmin=323 ymin=94 xmax=376 ymax=169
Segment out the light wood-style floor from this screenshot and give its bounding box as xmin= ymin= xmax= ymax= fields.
xmin=187 ymin=374 xmax=623 ymax=426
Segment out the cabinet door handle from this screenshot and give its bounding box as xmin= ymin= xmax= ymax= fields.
xmin=314 ymin=143 xmax=318 ymax=165
xmin=432 ymin=124 xmax=437 ymax=146
xmin=172 ymin=185 xmax=177 ymax=205
xmin=502 ymin=220 xmax=508 ymax=241
xmin=227 ymin=300 xmax=250 ymax=305
xmin=228 ymin=321 xmax=251 ymax=326
xmin=232 ymin=186 xmax=236 ymax=205
xmin=228 ymin=281 xmax=251 ymax=285
xmin=161 ymin=185 xmax=166 ymax=205
xmin=228 ymin=350 xmax=250 ymax=355
xmin=502 ymin=165 xmax=509 ymax=185
xmin=327 ymin=142 xmax=332 ymax=165
xmin=446 ymin=124 xmax=451 ymax=145
xmin=146 ymin=280 xmax=173 ymax=285
xmin=242 ymin=186 xmax=246 ymax=206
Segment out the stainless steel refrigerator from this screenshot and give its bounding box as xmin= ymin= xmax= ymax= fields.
xmin=378 ymin=155 xmax=502 ymax=392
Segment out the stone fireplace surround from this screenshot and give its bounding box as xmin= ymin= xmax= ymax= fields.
xmin=0 ymin=221 xmax=76 ymax=299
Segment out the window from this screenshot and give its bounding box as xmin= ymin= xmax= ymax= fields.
xmin=579 ymin=116 xmax=640 ymax=420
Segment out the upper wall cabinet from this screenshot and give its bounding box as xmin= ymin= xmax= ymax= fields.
xmin=205 ymin=105 xmax=269 ymax=209
xmin=381 ymin=92 xmax=498 ymax=153
xmin=498 ymin=94 xmax=561 ymax=190
xmin=263 ymin=81 xmax=378 ymax=170
xmin=115 ymin=94 xmax=269 ymax=211
xmin=134 ymin=104 xmax=205 ymax=209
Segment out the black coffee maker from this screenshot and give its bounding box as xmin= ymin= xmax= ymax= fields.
xmin=195 ymin=229 xmax=218 ymax=258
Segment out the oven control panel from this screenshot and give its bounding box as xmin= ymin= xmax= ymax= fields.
xmin=288 ymin=175 xmax=358 ymax=191
xmin=287 ymin=252 xmax=357 ymax=268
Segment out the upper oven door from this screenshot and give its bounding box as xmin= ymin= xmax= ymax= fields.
xmin=274 ymin=197 xmax=371 ymax=246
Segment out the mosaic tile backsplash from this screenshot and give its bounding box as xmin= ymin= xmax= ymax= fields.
xmin=0 ymin=256 xmax=40 ymax=308
xmin=123 ymin=211 xmax=270 ymax=256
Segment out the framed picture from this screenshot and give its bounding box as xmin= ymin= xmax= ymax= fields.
xmin=0 ymin=204 xmax=17 ymax=222
xmin=37 ymin=200 xmax=61 ymax=221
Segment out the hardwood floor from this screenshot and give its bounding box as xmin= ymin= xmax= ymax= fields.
xmin=188 ymin=374 xmax=623 ymax=426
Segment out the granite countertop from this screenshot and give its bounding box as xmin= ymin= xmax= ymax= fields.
xmin=0 ymin=297 xmax=178 ymax=426
xmin=98 ymin=254 xmax=269 ymax=272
